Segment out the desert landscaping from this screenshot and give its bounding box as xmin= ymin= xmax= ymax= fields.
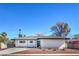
xmin=12 ymin=48 xmax=79 ymax=54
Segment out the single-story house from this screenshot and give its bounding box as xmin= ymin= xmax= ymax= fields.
xmin=12 ymin=36 xmax=70 ymax=49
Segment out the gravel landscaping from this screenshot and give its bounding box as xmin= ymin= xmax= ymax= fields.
xmin=12 ymin=48 xmax=79 ymax=54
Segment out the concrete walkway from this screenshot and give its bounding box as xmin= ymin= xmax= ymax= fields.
xmin=0 ymin=48 xmax=29 ymax=55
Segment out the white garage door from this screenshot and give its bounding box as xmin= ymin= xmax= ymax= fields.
xmin=40 ymin=39 xmax=65 ymax=48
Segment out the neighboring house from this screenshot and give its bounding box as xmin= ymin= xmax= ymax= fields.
xmin=0 ymin=43 xmax=7 ymax=49
xmin=12 ymin=36 xmax=70 ymax=49
xmin=67 ymin=39 xmax=79 ymax=49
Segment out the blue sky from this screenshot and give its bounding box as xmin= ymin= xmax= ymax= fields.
xmin=0 ymin=3 xmax=79 ymax=38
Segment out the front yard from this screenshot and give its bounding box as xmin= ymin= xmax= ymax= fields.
xmin=1 ymin=48 xmax=79 ymax=56
xmin=12 ymin=48 xmax=79 ymax=54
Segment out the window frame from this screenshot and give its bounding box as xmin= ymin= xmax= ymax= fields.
xmin=30 ymin=40 xmax=33 ymax=43
xmin=19 ymin=40 xmax=25 ymax=43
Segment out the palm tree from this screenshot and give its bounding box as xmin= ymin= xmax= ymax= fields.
xmin=0 ymin=32 xmax=8 ymax=43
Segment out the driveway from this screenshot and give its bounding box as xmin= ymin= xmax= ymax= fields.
xmin=0 ymin=48 xmax=30 ymax=55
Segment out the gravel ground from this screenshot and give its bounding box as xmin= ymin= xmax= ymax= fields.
xmin=12 ymin=48 xmax=79 ymax=54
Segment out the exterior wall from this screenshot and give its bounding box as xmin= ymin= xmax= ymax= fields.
xmin=27 ymin=40 xmax=37 ymax=48
xmin=73 ymin=44 xmax=79 ymax=48
xmin=39 ymin=39 xmax=65 ymax=49
xmin=15 ymin=40 xmax=37 ymax=48
xmin=15 ymin=40 xmax=28 ymax=48
xmin=68 ymin=43 xmax=73 ymax=48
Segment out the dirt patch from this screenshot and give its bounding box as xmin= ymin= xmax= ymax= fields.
xmin=12 ymin=48 xmax=79 ymax=54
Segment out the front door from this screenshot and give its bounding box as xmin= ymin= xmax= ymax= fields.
xmin=37 ymin=40 xmax=40 ymax=48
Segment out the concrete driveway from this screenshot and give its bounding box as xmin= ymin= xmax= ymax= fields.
xmin=0 ymin=48 xmax=29 ymax=55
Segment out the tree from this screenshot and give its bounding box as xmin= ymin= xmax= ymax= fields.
xmin=73 ymin=34 xmax=79 ymax=39
xmin=1 ymin=32 xmax=7 ymax=37
xmin=0 ymin=32 xmax=8 ymax=43
xmin=51 ymin=22 xmax=71 ymax=37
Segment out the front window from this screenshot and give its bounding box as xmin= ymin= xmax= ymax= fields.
xmin=30 ymin=40 xmax=33 ymax=43
xmin=19 ymin=40 xmax=25 ymax=43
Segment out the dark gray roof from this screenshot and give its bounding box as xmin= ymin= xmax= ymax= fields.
xmin=11 ymin=36 xmax=70 ymax=40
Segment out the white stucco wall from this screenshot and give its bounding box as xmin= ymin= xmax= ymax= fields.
xmin=15 ymin=40 xmax=37 ymax=48
xmin=40 ymin=39 xmax=66 ymax=49
xmin=15 ymin=40 xmax=28 ymax=47
xmin=27 ymin=40 xmax=37 ymax=48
